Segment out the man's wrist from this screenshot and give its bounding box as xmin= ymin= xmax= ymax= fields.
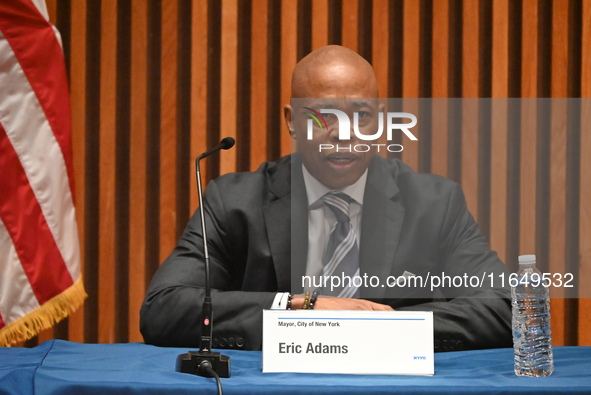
xmin=290 ymin=294 xmax=305 ymax=309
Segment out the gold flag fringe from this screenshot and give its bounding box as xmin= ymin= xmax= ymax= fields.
xmin=0 ymin=276 xmax=87 ymax=347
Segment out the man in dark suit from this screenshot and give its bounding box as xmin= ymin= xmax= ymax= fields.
xmin=140 ymin=45 xmax=512 ymax=352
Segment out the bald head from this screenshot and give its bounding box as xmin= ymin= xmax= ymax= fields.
xmin=291 ymin=45 xmax=379 ymax=98
xmin=283 ymin=46 xmax=382 ymax=189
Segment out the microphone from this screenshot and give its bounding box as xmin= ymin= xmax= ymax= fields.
xmin=176 ymin=137 xmax=233 ymax=378
xmin=198 ymin=137 xmax=235 ymax=160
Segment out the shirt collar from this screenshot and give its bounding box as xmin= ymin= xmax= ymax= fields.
xmin=302 ymin=164 xmax=367 ymax=209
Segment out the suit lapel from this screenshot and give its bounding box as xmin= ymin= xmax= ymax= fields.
xmin=359 ymin=157 xmax=405 ymax=299
xmin=263 ymin=156 xmax=308 ymax=292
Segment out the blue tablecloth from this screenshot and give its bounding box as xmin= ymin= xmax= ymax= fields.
xmin=1 ymin=340 xmax=590 ymax=394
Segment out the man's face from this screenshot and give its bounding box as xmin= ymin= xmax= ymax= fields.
xmin=288 ymin=63 xmax=381 ymax=190
xmin=292 ymin=98 xmax=380 ymax=190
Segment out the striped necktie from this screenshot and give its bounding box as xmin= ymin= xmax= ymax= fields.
xmin=321 ymin=192 xmax=360 ymax=298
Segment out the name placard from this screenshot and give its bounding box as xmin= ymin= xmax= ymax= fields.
xmin=262 ymin=310 xmax=434 ymax=375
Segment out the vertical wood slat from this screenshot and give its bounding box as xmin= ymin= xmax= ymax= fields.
xmin=341 ymin=0 xmax=359 ymax=51
xmin=430 ymin=0 xmax=449 ymax=179
xmin=372 ymin=0 xmax=389 ymax=97
xmin=371 ymin=0 xmax=389 ymax=160
xmin=312 ymin=0 xmax=329 ymax=50
xmin=280 ymin=0 xmax=297 ymax=157
xmin=67 ymin=0 xmax=87 ymax=344
xmin=249 ymin=0 xmax=268 ymax=171
xmin=517 ymin=0 xmax=537 ymax=298
xmin=45 ymin=0 xmax=57 ymax=21
xmin=21 ymin=0 xmax=590 ymax=348
xmin=548 ymin=0 xmax=569 ymax=346
xmin=97 ymin=0 xmax=117 ymax=344
xmin=401 ymin=0 xmax=420 ymax=172
xmin=159 ymin=0 xmax=178 ymax=263
xmin=220 ymin=0 xmax=238 ymax=174
xmin=190 ymin=0 xmax=209 ymax=212
xmin=491 ymin=0 xmax=509 ymax=99
xmin=518 ymin=0 xmax=537 ymax=265
xmin=402 ymin=0 xmax=420 ymax=98
xmin=461 ymin=0 xmax=479 ymax=219
xmin=176 ymin=0 xmax=192 ymax=236
xmin=489 ymin=0 xmax=509 ymax=264
xmin=128 ymin=0 xmax=148 ymax=343
xmin=503 ymin=0 xmax=520 ymax=273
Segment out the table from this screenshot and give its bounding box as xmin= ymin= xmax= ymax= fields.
xmin=1 ymin=340 xmax=590 ymax=394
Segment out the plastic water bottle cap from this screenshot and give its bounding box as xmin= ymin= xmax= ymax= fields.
xmin=518 ymin=254 xmax=536 ymax=265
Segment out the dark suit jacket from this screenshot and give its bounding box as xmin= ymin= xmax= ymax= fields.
xmin=140 ymin=154 xmax=512 ymax=351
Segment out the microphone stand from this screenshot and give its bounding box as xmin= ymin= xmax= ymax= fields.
xmin=176 ymin=138 xmax=233 ymax=378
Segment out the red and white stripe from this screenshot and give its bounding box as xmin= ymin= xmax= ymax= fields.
xmin=0 ymin=0 xmax=80 ymax=329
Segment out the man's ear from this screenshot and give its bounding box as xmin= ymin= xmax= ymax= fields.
xmin=284 ymin=104 xmax=296 ymax=139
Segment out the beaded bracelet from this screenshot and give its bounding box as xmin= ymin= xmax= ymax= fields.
xmin=308 ymin=290 xmax=319 ymax=310
xmin=286 ymin=293 xmax=293 ymax=310
xmin=301 ymin=290 xmax=311 ymax=310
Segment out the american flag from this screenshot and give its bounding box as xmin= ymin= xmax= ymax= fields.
xmin=0 ymin=0 xmax=85 ymax=346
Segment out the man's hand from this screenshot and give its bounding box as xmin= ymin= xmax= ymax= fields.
xmin=291 ymin=295 xmax=393 ymax=311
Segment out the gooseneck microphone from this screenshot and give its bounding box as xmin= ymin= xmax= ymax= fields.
xmin=198 ymin=136 xmax=235 ymax=160
xmin=196 ymin=136 xmax=234 ymax=353
xmin=176 ymin=137 xmax=234 ymax=379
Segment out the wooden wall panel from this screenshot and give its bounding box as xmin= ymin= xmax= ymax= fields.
xmin=98 ymin=0 xmax=117 ymax=344
xmin=190 ymin=0 xmax=208 ymax=210
xmin=372 ymin=0 xmax=388 ymax=97
xmin=250 ymin=0 xmax=268 ymax=171
xmin=280 ymin=0 xmax=297 ymax=157
xmin=312 ymin=0 xmax=329 ymax=50
xmin=219 ymin=0 xmax=238 ymax=175
xmin=490 ymin=0 xmax=508 ymax=264
xmin=431 ymin=0 xmax=449 ymax=179
xmin=128 ymin=0 xmax=148 ymax=343
xmin=401 ymin=0 xmax=420 ymax=171
xmin=548 ymin=1 xmax=569 ymax=346
xmin=46 ymin=0 xmax=57 ymax=21
xmin=518 ymin=0 xmax=537 ymax=265
xmin=159 ymin=0 xmax=179 ymax=263
xmin=18 ymin=0 xmax=589 ymax=348
xmin=67 ymin=0 xmax=87 ymax=344
xmin=341 ymin=0 xmax=359 ymax=51
xmin=461 ymin=0 xmax=479 ymax=219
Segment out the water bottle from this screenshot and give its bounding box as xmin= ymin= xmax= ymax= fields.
xmin=511 ymin=254 xmax=553 ymax=377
